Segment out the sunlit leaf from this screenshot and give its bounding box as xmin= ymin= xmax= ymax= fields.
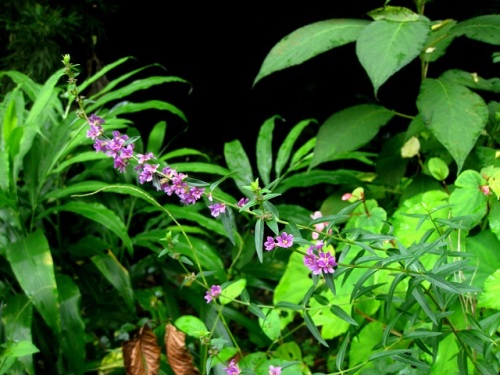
xmin=478 ymin=269 xmax=500 ymax=310
xmin=259 ymin=308 xmax=281 ymax=341
xmin=6 ymin=230 xmax=60 ymax=335
xmin=174 ymin=316 xmax=208 ymax=338
xmin=219 ymin=279 xmax=247 ymax=305
xmin=123 ymin=324 xmax=161 ymax=375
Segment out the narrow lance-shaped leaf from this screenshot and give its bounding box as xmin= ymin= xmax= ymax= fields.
xmin=416 ymin=78 xmax=488 ymax=173
xmin=254 ymin=19 xmax=370 ymax=85
xmin=91 ymin=250 xmax=135 ymax=313
xmin=356 ymin=17 xmax=431 ymax=96
xmin=256 ymin=115 xmax=280 ymax=185
xmin=255 ymin=218 xmax=264 ymax=263
xmin=311 ymin=104 xmax=395 ymax=168
xmin=224 ymin=139 xmax=254 ymax=196
xmin=147 ymin=121 xmax=167 ymax=156
xmin=6 ymin=230 xmax=61 ymax=335
xmin=275 ymin=119 xmax=316 ymax=178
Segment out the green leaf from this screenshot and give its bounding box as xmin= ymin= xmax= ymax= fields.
xmin=431 ymin=333 xmax=459 ymax=373
xmin=146 ymin=121 xmax=167 ymax=156
xmin=6 ymin=230 xmax=60 ymax=335
xmin=274 ymin=302 xmax=305 ymax=311
xmin=349 ymin=321 xmax=384 ymax=367
xmin=466 ymin=230 xmax=500 ymax=289
xmin=440 ymin=69 xmax=500 ymax=93
xmin=258 ymin=308 xmax=281 ymax=341
xmin=488 ymin=201 xmax=500 ymax=244
xmin=57 ymin=275 xmax=85 ymax=375
xmin=107 ymin=100 xmax=187 ymax=122
xmin=256 ymin=116 xmax=280 ymax=185
xmin=174 ymin=315 xmax=208 ymax=337
xmin=478 ymin=269 xmax=500 ymax=309
xmin=356 ymin=18 xmax=431 ymax=95
xmin=275 ymin=119 xmax=315 ymax=177
xmin=428 ymin=157 xmax=449 ymax=181
xmin=449 ymin=170 xmax=488 ymax=229
xmin=367 ymin=6 xmax=420 ymax=21
xmin=304 ymin=311 xmax=329 ymax=347
xmin=336 ymin=332 xmax=350 ymax=371
xmin=254 ymin=19 xmax=370 ymax=85
xmin=423 ymin=20 xmax=458 ymax=63
xmin=51 ymin=201 xmax=133 ymax=254
xmin=1 ymin=295 xmax=34 ymax=374
xmin=224 ymin=139 xmax=254 ymax=195
xmin=91 ymin=250 xmax=135 ymax=313
xmin=412 ymin=286 xmax=438 ymax=325
xmin=330 ymin=305 xmax=359 ymax=326
xmin=220 ymin=207 xmax=236 ymax=246
xmin=0 ymin=341 xmax=39 ymax=375
xmin=311 ymin=105 xmax=395 ymax=168
xmin=219 ymin=279 xmax=247 ymax=305
xmin=417 ymin=78 xmax=489 ymax=172
xmin=451 ymin=15 xmax=500 ymax=45
xmin=255 ymin=219 xmax=264 ymax=263
xmin=50 ymin=151 xmax=108 ymax=174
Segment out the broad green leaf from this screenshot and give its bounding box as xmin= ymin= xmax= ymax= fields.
xmin=367 ymin=6 xmax=420 ymax=21
xmin=256 ymin=116 xmax=280 ymax=185
xmin=275 ymin=119 xmax=315 ymax=178
xmin=52 ymin=201 xmax=133 ymax=254
xmin=478 ymin=269 xmax=500 ymax=310
xmin=451 ymin=15 xmax=500 ymax=45
xmin=91 ymin=250 xmax=135 ymax=313
xmin=1 ymin=295 xmax=34 ymax=374
xmin=254 ymin=19 xmax=370 ymax=85
xmin=0 ymin=341 xmax=39 ymax=375
xmin=431 ymin=332 xmax=459 ymax=373
xmin=146 ymin=121 xmax=167 ymax=156
xmin=274 ymin=251 xmax=311 ymax=305
xmin=220 ymin=279 xmax=247 ymax=305
xmin=258 ymin=308 xmax=281 ymax=341
xmin=441 ymin=69 xmax=500 ymax=93
xmin=224 ymin=139 xmax=254 ymax=195
xmin=428 ymin=157 xmax=449 ymax=181
xmin=349 ymin=321 xmax=384 ymax=368
xmin=356 ymin=18 xmax=431 ymax=95
xmin=449 ymin=170 xmax=488 ymax=229
xmin=174 ymin=315 xmax=208 ymax=337
xmin=57 ymin=275 xmax=85 ymax=375
xmin=417 ymin=78 xmax=489 ymax=172
xmin=488 ymin=201 xmax=500 ymax=244
xmin=466 ymin=230 xmax=500 ymax=289
xmin=6 ymin=230 xmax=60 ymax=335
xmin=311 ymin=105 xmax=395 ymax=168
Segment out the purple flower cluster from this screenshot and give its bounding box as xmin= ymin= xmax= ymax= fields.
xmin=269 ymin=365 xmax=282 ymax=375
xmin=224 ymin=359 xmax=240 ymax=375
xmin=209 ymin=203 xmax=226 ymax=217
xmin=264 ymin=232 xmax=294 ymax=251
xmin=85 ymin=114 xmax=204 ymax=205
xmin=204 ymin=285 xmax=222 ymax=303
xmin=303 ymin=241 xmax=337 ymax=275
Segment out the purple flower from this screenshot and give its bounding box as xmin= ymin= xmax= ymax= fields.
xmin=269 ymin=366 xmax=282 ymax=375
xmin=223 ymin=359 xmax=240 ymax=375
xmin=113 ymin=157 xmax=128 ymax=173
xmin=303 ymin=244 xmax=337 ymax=275
xmin=139 ymin=163 xmax=159 ymax=184
xmin=88 ymin=113 xmax=105 ymax=127
xmin=204 ymin=285 xmax=222 ymax=303
xmin=93 ymin=139 xmax=107 ymax=152
xmin=237 ymin=197 xmax=249 ymax=207
xmin=86 ymin=124 xmax=103 ymax=140
xmin=264 ymin=236 xmax=276 ymax=251
xmin=276 ymin=232 xmax=294 ymax=248
xmin=137 ymin=152 xmax=154 ymax=164
xmin=209 ymin=203 xmax=226 ymax=217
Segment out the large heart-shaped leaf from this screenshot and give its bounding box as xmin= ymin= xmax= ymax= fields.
xmin=254 ymin=19 xmax=370 ymax=85
xmin=356 ymin=17 xmax=431 ymax=95
xmin=416 ymin=78 xmax=488 ymax=172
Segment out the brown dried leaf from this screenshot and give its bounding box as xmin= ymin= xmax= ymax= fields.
xmin=122 ymin=324 xmax=161 ymax=375
xmin=165 ymin=322 xmax=200 ymax=375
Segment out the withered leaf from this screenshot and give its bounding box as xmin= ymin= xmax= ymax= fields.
xmin=122 ymin=324 xmax=161 ymax=375
xmin=165 ymin=322 xmax=201 ymax=375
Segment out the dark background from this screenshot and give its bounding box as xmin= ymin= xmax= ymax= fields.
xmin=96 ymin=1 xmax=500 ymax=156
